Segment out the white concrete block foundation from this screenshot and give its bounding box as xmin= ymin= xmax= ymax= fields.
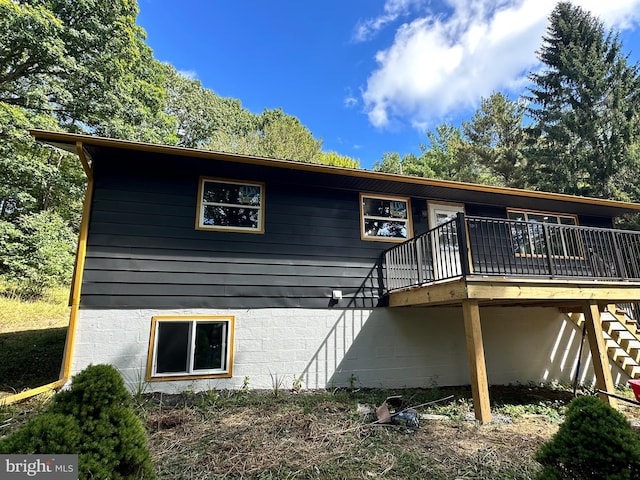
xmin=70 ymin=306 xmax=617 ymax=394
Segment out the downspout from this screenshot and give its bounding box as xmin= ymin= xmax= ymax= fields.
xmin=0 ymin=141 xmax=94 ymax=406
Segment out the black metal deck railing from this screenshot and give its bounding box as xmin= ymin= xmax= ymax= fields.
xmin=384 ymin=213 xmax=640 ymax=293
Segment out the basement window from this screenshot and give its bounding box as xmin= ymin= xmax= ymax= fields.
xmin=147 ymin=316 xmax=234 ymax=381
xmin=360 ymin=194 xmax=412 ymax=242
xmin=197 ymin=177 xmax=264 ymax=233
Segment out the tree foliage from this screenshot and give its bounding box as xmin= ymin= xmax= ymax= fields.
xmin=0 ymin=211 xmax=76 ymax=296
xmin=527 ymin=1 xmax=640 ymax=199
xmin=7 ymin=0 xmax=640 ymax=295
xmin=373 ymin=123 xmax=498 ymax=185
xmin=162 ymin=64 xmax=253 ymax=148
xmin=257 ymin=108 xmax=324 ymax=162
xmin=420 ymin=124 xmax=489 ymax=183
xmin=204 ymin=106 xmax=361 ymax=167
xmin=0 ymin=0 xmax=68 ymax=111
xmin=1 ymin=0 xmax=173 ymax=139
xmin=320 ymin=151 xmax=360 ymax=168
xmin=463 ymin=93 xmax=529 ymax=188
xmin=372 ymin=152 xmax=404 ymax=175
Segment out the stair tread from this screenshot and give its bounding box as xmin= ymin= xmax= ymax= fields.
xmin=566 ymin=306 xmax=640 ymax=379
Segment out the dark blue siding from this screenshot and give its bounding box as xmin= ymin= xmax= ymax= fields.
xmin=82 ymin=152 xmax=385 ymax=308
xmin=80 ymin=149 xmax=618 ymax=308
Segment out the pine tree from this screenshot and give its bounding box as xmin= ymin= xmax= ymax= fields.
xmin=527 ymin=2 xmax=640 ymax=199
xmin=463 ymin=93 xmax=529 ymax=189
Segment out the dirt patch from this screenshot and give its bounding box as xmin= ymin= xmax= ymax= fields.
xmin=144 ymin=388 xmax=572 ymax=479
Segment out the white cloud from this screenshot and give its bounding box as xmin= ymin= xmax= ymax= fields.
xmin=353 ymin=0 xmax=429 ymax=42
xmin=361 ymin=0 xmax=640 ymax=129
xmin=343 ymin=87 xmax=359 ymax=108
xmin=344 ymin=96 xmax=358 ymax=108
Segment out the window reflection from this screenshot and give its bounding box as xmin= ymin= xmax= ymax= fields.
xmin=199 ymin=178 xmax=264 ymax=232
xmin=507 ymin=210 xmax=579 ymax=257
xmin=361 ymin=195 xmax=411 ymax=241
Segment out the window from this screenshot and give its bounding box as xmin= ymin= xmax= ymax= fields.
xmin=507 ymin=209 xmax=580 ymax=258
xmin=360 ymin=194 xmax=412 ymax=242
xmin=146 ymin=316 xmax=234 ymax=381
xmin=196 ymin=177 xmax=264 ymax=233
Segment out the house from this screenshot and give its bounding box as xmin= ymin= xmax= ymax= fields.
xmin=23 ymin=130 xmax=640 ymax=422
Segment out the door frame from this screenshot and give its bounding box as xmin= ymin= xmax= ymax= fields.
xmin=427 ymin=201 xmax=466 ymax=279
xmin=427 ymin=201 xmax=466 ymax=230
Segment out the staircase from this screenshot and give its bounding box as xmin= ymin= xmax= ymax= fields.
xmin=567 ymin=306 xmax=640 ymax=379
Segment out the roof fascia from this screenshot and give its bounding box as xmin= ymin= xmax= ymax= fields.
xmin=30 ymin=129 xmax=640 ymax=213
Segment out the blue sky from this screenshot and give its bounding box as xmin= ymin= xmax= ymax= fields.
xmin=137 ymin=0 xmax=640 ymax=170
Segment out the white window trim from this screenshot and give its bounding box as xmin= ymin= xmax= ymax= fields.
xmin=196 ymin=176 xmax=265 ymax=233
xmin=146 ymin=315 xmax=235 ymax=381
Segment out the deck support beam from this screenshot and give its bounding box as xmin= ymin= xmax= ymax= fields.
xmin=462 ymin=299 xmax=492 ymax=424
xmin=583 ymin=300 xmax=617 ymax=408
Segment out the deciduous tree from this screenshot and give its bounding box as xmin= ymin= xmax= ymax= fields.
xmin=162 ymin=65 xmax=253 ymax=148
xmin=320 ymin=151 xmax=360 ymax=168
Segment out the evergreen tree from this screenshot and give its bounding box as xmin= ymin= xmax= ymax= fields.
xmin=527 ymin=1 xmax=640 ymax=199
xmin=419 ymin=124 xmax=496 ymax=184
xmin=463 ymin=93 xmax=529 ymax=189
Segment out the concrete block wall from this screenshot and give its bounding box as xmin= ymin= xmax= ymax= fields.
xmin=71 ymin=306 xmax=613 ymax=394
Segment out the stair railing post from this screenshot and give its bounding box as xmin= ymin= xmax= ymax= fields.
xmin=456 ymin=212 xmax=471 ymax=277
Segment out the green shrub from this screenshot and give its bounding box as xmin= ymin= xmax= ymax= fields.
xmin=0 ymin=364 xmax=155 ymax=479
xmin=535 ymin=395 xmax=640 ymax=479
xmin=51 ymin=363 xmax=132 ymax=418
xmin=0 ymin=413 xmax=82 ymax=454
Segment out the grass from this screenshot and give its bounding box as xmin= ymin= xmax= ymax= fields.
xmin=0 ymin=284 xmax=70 ymax=333
xmin=7 ymin=383 xmax=639 ymax=480
xmin=0 ymin=284 xmax=69 ymax=397
xmin=141 ymin=386 xmax=569 ymax=479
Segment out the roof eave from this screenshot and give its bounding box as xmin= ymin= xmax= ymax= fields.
xmin=30 ymin=129 xmax=640 ymax=215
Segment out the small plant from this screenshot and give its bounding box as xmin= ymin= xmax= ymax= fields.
xmin=495 ymin=399 xmax=564 ymax=422
xmin=427 ymin=375 xmax=441 ymax=398
xmin=128 ymin=368 xmax=151 ymax=409
xmin=292 ymin=374 xmax=304 ymax=393
xmin=270 ymin=372 xmax=285 ymax=398
xmin=196 ymin=388 xmax=220 ymax=409
xmin=429 ymin=397 xmax=473 ymax=420
xmin=241 ymin=376 xmax=250 ymax=394
xmin=348 ymin=373 xmax=358 ymax=391
xmin=535 ymin=395 xmax=640 ymax=479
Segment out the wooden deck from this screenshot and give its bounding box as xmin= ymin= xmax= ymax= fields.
xmin=388 ymin=276 xmax=640 ymax=309
xmin=385 ymin=276 xmax=640 ymax=424
xmin=382 ymin=214 xmax=640 ymax=424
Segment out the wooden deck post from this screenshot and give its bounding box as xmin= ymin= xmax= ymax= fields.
xmin=583 ymin=300 xmax=617 ymax=408
xmin=462 ymin=299 xmax=492 ymax=423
